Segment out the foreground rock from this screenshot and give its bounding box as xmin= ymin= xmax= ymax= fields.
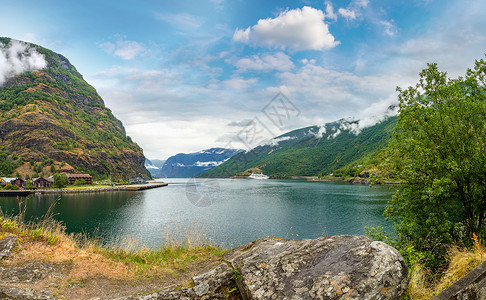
xmin=136 ymin=235 xmax=408 ymax=300
xmin=224 ymin=235 xmax=408 ymax=300
xmin=0 ymin=235 xmax=17 ymax=261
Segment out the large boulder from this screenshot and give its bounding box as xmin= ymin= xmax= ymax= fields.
xmin=224 ymin=235 xmax=408 ymax=300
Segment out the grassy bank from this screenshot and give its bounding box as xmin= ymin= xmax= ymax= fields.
xmin=0 ymin=199 xmax=227 ymax=298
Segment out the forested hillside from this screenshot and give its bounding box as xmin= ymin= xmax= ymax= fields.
xmin=202 ymin=116 xmax=396 ymax=178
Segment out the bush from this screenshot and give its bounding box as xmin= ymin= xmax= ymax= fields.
xmin=74 ymin=179 xmax=85 ymax=186
xmin=5 ymin=183 xmax=19 ymax=190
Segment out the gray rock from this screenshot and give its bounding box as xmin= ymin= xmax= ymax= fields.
xmin=139 ymin=263 xmax=237 ymax=300
xmin=224 ymin=235 xmax=408 ymax=300
xmin=0 ymin=235 xmax=17 ymax=260
xmin=0 ymin=262 xmax=54 ymax=283
xmin=0 ymin=286 xmax=54 ymax=299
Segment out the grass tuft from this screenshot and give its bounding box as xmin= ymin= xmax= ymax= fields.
xmin=405 ymin=234 xmax=486 ymax=299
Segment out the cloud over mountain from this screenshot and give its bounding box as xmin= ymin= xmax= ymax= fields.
xmin=0 ymin=40 xmax=47 ymax=86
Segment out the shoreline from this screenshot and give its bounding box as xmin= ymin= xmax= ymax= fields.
xmin=0 ymin=182 xmax=168 ymax=196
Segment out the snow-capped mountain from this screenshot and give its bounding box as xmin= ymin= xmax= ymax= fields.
xmin=148 ymin=148 xmax=243 ymax=178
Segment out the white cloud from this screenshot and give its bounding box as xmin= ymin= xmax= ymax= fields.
xmin=265 ymin=135 xmax=297 ymax=146
xmin=209 ymin=0 xmax=224 ymax=9
xmin=310 ymin=126 xmax=327 ymax=139
xmin=337 ymin=0 xmax=368 ymax=22
xmin=338 ymin=8 xmax=357 ymax=21
xmin=324 ymin=1 xmax=338 ymax=21
xmin=234 ymin=52 xmax=294 ymax=72
xmin=100 ymin=36 xmax=146 ymax=60
xmin=0 ymin=39 xmax=47 ymax=86
xmin=156 ymin=13 xmax=204 ymax=30
xmin=380 ymin=20 xmax=396 ymax=37
xmin=233 ymin=6 xmax=339 ymax=51
xmin=222 ymin=77 xmax=258 ymax=89
xmin=355 ymin=0 xmax=369 ymax=8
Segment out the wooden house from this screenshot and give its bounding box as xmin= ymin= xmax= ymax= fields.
xmin=1 ymin=178 xmax=16 ymax=187
xmin=11 ymin=178 xmax=26 ymax=188
xmin=65 ymin=173 xmax=92 ymax=185
xmin=32 ymin=177 xmax=53 ymax=188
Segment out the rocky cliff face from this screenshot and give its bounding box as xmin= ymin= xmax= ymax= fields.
xmin=0 ymin=37 xmax=148 ymax=179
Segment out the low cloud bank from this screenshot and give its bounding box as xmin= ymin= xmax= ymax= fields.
xmin=0 ymin=40 xmax=47 ymax=86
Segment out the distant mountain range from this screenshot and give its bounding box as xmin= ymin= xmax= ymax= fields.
xmin=202 ymin=116 xmax=397 ymax=178
xmin=147 ymin=148 xmax=243 ymax=178
xmin=144 ymin=158 xmax=166 ymax=178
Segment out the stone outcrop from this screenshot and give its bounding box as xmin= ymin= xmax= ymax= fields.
xmin=433 ymin=260 xmax=486 ymax=300
xmin=132 ymin=263 xmax=238 ymax=300
xmin=0 ymin=235 xmax=16 ymax=261
xmin=134 ymin=235 xmax=408 ymax=300
xmin=224 ymin=235 xmax=408 ymax=300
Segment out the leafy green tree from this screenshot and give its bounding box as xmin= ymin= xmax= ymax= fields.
xmin=385 ymin=57 xmax=486 ymax=267
xmin=53 ymin=173 xmax=69 ymax=188
xmin=74 ymin=179 xmax=85 ymax=186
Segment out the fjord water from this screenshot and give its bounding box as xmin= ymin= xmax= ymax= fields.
xmin=0 ymin=179 xmax=395 ymax=248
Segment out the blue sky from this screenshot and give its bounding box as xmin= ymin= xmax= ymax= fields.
xmin=1 ymin=0 xmax=486 ymax=159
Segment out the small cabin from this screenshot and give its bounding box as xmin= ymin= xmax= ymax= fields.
xmin=11 ymin=178 xmax=26 ymax=188
xmin=1 ymin=178 xmax=16 ymax=187
xmin=65 ymin=173 xmax=92 ymax=185
xmin=32 ymin=177 xmax=53 ymax=188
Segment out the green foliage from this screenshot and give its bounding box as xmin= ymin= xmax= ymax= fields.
xmin=74 ymin=179 xmax=85 ymax=186
xmin=5 ymin=183 xmax=19 ymax=190
xmin=0 ymin=151 xmax=22 ymax=176
xmin=385 ymin=57 xmax=486 ymax=270
xmin=53 ymin=173 xmax=69 ymax=188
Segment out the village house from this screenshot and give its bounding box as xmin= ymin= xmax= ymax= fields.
xmin=10 ymin=178 xmax=26 ymax=188
xmin=0 ymin=178 xmax=16 ymax=187
xmin=32 ymin=177 xmax=53 ymax=188
xmin=65 ymin=173 xmax=92 ymax=185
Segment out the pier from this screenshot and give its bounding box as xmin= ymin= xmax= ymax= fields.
xmin=125 ymin=182 xmax=168 ymax=191
xmin=0 ymin=182 xmax=168 ymax=196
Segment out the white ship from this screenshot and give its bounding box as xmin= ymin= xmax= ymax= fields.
xmin=248 ymin=173 xmax=269 ymax=179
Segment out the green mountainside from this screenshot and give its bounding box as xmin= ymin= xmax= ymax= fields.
xmin=0 ymin=37 xmax=148 ymax=180
xmin=202 ymin=116 xmax=397 ymax=179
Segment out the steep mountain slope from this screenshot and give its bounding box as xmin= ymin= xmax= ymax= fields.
xmin=0 ymin=37 xmax=148 ymax=179
xmin=157 ymin=148 xmax=243 ymax=178
xmin=202 ymin=116 xmax=396 ymax=178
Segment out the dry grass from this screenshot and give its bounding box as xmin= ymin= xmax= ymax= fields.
xmin=405 ymin=234 xmax=486 ymax=299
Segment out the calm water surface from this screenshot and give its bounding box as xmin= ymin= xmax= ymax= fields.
xmin=0 ymin=179 xmax=395 ymax=248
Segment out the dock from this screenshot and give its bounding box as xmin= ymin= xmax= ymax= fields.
xmin=125 ymin=182 xmax=168 ymax=191
xmin=0 ymin=190 xmax=34 ymax=196
xmin=0 ymin=182 xmax=168 ymax=196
